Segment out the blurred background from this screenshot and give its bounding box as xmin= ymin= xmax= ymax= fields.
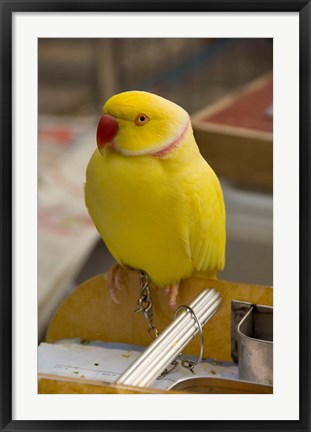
xmin=38 ymin=38 xmax=273 ymax=341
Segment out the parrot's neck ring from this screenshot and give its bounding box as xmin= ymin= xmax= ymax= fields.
xmin=152 ymin=119 xmax=190 ymax=158
xmin=110 ymin=118 xmax=190 ymax=158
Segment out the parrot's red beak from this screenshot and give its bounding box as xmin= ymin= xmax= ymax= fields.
xmin=96 ymin=114 xmax=119 ymax=155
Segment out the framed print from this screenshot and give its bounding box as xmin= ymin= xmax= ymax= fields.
xmin=1 ymin=1 xmax=310 ymax=431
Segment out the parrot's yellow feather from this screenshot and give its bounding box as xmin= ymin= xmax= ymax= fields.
xmin=85 ymin=91 xmax=226 ymax=286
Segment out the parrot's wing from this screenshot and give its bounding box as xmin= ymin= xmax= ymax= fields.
xmin=187 ymin=164 xmax=226 ymax=274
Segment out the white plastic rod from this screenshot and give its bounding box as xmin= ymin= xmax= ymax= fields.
xmin=116 ymin=288 xmax=222 ymax=388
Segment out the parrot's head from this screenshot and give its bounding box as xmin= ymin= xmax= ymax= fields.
xmin=96 ymin=91 xmax=191 ymax=157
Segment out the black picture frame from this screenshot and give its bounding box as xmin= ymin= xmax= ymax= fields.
xmin=1 ymin=1 xmax=310 ymax=431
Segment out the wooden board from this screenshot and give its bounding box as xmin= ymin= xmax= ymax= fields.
xmin=38 ymin=373 xmax=271 ymax=395
xmin=46 ymin=271 xmax=272 ymax=362
xmin=38 ymin=373 xmax=174 ymax=394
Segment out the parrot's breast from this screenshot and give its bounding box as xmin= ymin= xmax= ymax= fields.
xmin=85 ymin=149 xmax=194 ymax=286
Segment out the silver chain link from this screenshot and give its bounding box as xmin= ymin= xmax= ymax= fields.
xmin=135 ymin=271 xmax=159 ymax=340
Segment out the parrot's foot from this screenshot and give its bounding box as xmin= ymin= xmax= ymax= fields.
xmin=107 ymin=264 xmax=128 ymax=304
xmin=164 ymin=283 xmax=180 ymax=308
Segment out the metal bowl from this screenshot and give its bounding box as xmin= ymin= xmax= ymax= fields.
xmin=168 ymin=376 xmax=273 ymax=394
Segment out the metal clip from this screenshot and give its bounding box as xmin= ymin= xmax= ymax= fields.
xmin=181 ymin=359 xmax=195 ymax=374
xmin=157 ymin=358 xmax=179 ymax=379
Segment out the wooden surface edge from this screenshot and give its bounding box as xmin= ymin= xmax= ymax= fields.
xmin=191 ymin=71 xmax=273 ymax=121
xmin=38 ymin=373 xmax=177 ymax=394
xmin=192 ymin=120 xmax=273 ymax=142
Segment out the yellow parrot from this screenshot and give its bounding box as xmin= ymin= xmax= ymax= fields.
xmin=85 ymin=91 xmax=226 ymax=306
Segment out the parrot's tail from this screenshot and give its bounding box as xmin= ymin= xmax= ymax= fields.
xmin=192 ymin=269 xmax=218 ymax=280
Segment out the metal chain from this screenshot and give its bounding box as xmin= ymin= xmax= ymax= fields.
xmin=135 ymin=271 xmax=159 ymax=340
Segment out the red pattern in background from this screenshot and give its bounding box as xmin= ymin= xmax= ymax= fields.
xmin=204 ymin=80 xmax=273 ymax=133
xmin=38 ymin=127 xmax=76 ymax=145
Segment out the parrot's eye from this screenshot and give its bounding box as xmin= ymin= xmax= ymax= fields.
xmin=135 ymin=114 xmax=149 ymax=126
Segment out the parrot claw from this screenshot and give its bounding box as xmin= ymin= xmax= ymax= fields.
xmin=164 ymin=283 xmax=180 ymax=308
xmin=107 ymin=264 xmax=128 ymax=304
